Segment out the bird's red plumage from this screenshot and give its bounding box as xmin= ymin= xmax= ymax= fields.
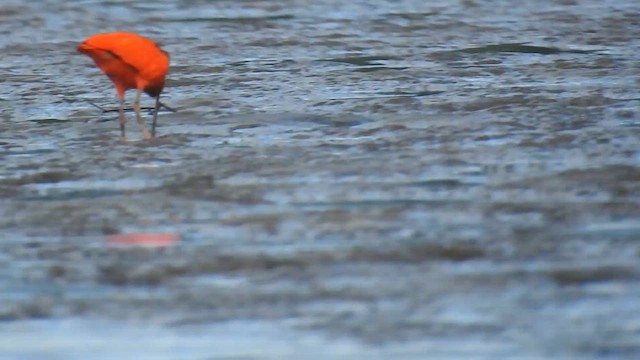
xmin=78 ymin=32 xmax=169 ymax=98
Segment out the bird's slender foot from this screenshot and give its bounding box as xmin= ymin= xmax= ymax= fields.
xmin=133 ymin=88 xmax=152 ymax=140
xmin=118 ymin=97 xmax=127 ymax=139
xmin=151 ymin=96 xmax=161 ymax=138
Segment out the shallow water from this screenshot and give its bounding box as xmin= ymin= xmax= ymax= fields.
xmin=1 ymin=0 xmax=640 ymax=359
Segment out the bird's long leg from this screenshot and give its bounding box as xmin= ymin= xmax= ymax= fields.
xmin=151 ymin=95 xmax=161 ymax=138
xmin=118 ymin=96 xmax=126 ymax=139
xmin=133 ymin=88 xmax=152 ymax=140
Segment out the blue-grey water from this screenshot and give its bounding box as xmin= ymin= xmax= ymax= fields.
xmin=1 ymin=0 xmax=640 ymax=359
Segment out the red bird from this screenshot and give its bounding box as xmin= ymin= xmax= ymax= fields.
xmin=78 ymin=32 xmax=170 ymax=139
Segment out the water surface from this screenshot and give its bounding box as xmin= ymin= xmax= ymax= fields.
xmin=1 ymin=0 xmax=639 ymax=359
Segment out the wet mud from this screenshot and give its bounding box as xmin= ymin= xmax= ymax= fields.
xmin=1 ymin=0 xmax=640 ymax=359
